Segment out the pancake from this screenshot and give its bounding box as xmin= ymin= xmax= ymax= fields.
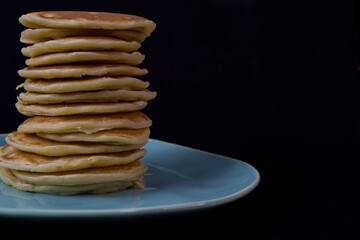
xmin=18 ymin=111 xmax=152 ymax=134
xmin=19 ymin=77 xmax=150 ymax=93
xmin=22 ymin=37 xmax=141 ymax=57
xmin=26 ymin=51 xmax=145 ymax=67
xmin=21 ymin=28 xmax=147 ymax=44
xmin=16 ymin=101 xmax=148 ymax=116
xmin=0 ymin=144 xmax=146 ymax=172
xmin=37 ymin=128 xmax=150 ymax=145
xmin=19 ymin=11 xmax=156 ymax=37
xmin=11 ymin=160 xmax=147 ymax=186
xmin=18 ymin=89 xmax=156 ymax=104
xmin=1 ymin=10 xmax=157 ymax=195
xmin=6 ymin=132 xmax=146 ymax=156
xmin=18 ymin=64 xmax=148 ymax=79
xmin=0 ymin=167 xmax=140 ymax=195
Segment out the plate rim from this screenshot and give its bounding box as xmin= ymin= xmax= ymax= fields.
xmin=0 ymin=134 xmax=260 ymax=217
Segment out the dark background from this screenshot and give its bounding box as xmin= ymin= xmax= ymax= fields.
xmin=0 ymin=0 xmax=359 ymax=239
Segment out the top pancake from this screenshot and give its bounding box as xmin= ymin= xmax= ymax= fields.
xmin=19 ymin=11 xmax=156 ymax=36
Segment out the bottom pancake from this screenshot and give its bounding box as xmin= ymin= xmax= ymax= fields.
xmin=10 ymin=160 xmax=147 ymax=186
xmin=0 ymin=167 xmax=143 ymax=195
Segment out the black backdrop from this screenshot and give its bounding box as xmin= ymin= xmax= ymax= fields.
xmin=0 ymin=0 xmax=358 ymax=239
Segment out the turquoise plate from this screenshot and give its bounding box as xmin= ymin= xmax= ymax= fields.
xmin=0 ymin=133 xmax=259 ymax=217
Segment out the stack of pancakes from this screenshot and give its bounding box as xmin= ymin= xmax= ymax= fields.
xmin=0 ymin=11 xmax=156 ymax=195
